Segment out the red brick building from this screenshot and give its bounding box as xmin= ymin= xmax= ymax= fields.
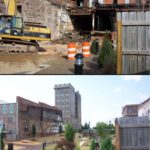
xmin=0 ymin=96 xmax=62 ymax=141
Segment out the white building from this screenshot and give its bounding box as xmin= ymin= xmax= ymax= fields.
xmin=138 ymin=98 xmax=150 ymax=117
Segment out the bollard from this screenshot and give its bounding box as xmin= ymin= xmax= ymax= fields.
xmin=8 ymin=143 xmax=13 ymax=150
xmin=42 ymin=142 xmax=45 ymax=150
xmin=74 ymin=53 xmax=84 ymax=75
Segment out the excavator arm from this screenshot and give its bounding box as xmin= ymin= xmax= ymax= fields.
xmin=3 ymin=0 xmax=16 ymax=15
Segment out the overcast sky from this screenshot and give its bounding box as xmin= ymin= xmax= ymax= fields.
xmin=0 ymin=75 xmax=149 ymax=127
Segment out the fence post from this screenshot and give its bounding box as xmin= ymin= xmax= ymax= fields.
xmin=115 ymin=118 xmax=120 ymax=150
xmin=117 ymin=21 xmax=122 ymax=74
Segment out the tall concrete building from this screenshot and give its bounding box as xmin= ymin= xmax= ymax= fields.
xmin=54 ymin=83 xmax=81 ymax=130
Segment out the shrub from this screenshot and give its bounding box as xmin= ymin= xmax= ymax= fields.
xmin=98 ymin=33 xmax=116 ymax=71
xmin=74 ymin=145 xmax=80 ymax=150
xmin=91 ymin=39 xmax=99 ymax=55
xmin=100 ymin=137 xmax=115 ymax=150
xmin=90 ymin=139 xmax=96 ymax=150
xmin=0 ymin=129 xmax=5 ymax=150
xmin=32 ymin=124 xmax=36 ymax=138
xmin=59 ymin=124 xmax=63 ymax=134
xmin=64 ymin=124 xmax=75 ymax=142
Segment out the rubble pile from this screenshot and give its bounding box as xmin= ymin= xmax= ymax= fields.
xmin=52 ymin=31 xmax=91 ymax=44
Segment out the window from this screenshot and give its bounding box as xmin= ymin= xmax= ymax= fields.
xmin=8 ymin=117 xmax=14 ymax=123
xmin=2 ymin=105 xmax=7 ymax=114
xmin=9 ymin=104 xmax=14 ymax=114
xmin=12 ymin=17 xmax=23 ymax=29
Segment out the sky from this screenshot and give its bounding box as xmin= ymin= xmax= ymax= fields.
xmin=0 ymin=75 xmax=149 ymax=127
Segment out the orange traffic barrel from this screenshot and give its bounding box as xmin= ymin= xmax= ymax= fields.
xmin=82 ymin=42 xmax=90 ymax=58
xmin=68 ymin=43 xmax=76 ymax=60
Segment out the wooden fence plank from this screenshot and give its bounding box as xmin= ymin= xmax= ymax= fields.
xmin=117 ymin=116 xmax=150 ymax=150
xmin=117 ymin=11 xmax=150 ymax=74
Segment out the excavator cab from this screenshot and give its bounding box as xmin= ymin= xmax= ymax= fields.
xmin=0 ymin=15 xmax=23 ymax=36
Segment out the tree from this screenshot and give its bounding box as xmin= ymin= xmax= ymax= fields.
xmin=82 ymin=122 xmax=90 ymax=130
xmin=90 ymin=139 xmax=96 ymax=150
xmin=98 ymin=33 xmax=116 ymax=72
xmin=91 ymin=39 xmax=99 ymax=55
xmin=96 ymin=122 xmax=115 ymax=140
xmin=59 ymin=124 xmax=63 ymax=134
xmin=32 ymin=124 xmax=36 ymax=138
xmin=64 ymin=124 xmax=75 ymax=142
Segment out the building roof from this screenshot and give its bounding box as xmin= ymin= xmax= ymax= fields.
xmin=54 ymin=83 xmax=74 ymax=89
xmin=0 ymin=100 xmax=8 ymax=104
xmin=17 ymin=96 xmax=61 ymax=113
xmin=139 ymin=97 xmax=150 ymax=109
xmin=122 ymin=104 xmax=139 ymax=113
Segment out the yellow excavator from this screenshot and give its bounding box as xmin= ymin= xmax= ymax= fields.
xmin=0 ymin=0 xmax=51 ymax=53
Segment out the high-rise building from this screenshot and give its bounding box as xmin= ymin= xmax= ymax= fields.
xmin=54 ymin=83 xmax=81 ymax=130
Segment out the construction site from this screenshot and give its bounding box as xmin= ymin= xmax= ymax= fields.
xmin=0 ymin=0 xmax=150 ymax=74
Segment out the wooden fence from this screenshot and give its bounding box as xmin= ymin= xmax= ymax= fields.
xmin=115 ymin=116 xmax=150 ymax=150
xmin=117 ymin=11 xmax=150 ymax=74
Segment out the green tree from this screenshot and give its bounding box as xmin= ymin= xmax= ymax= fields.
xmin=91 ymin=39 xmax=99 ymax=55
xmin=64 ymin=124 xmax=75 ymax=142
xmin=101 ymin=137 xmax=115 ymax=150
xmin=96 ymin=122 xmax=115 ymax=140
xmin=32 ymin=124 xmax=36 ymax=138
xmin=98 ymin=33 xmax=116 ymax=72
xmin=59 ymin=124 xmax=63 ymax=134
xmin=90 ymin=139 xmax=96 ymax=150
xmin=82 ymin=122 xmax=90 ymax=130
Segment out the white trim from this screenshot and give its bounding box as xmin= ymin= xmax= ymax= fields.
xmin=83 ymin=52 xmax=90 ymax=55
xmin=68 ymin=48 xmax=76 ymax=51
xmin=68 ymin=54 xmax=75 ymax=57
xmin=82 ymin=46 xmax=90 ymax=49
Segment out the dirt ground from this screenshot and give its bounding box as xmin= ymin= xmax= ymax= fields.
xmin=0 ymin=42 xmax=104 ymax=74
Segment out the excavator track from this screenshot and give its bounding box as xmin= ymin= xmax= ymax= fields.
xmin=0 ymin=38 xmax=39 ymax=53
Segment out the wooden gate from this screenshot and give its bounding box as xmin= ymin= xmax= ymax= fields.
xmin=117 ymin=11 xmax=150 ymax=74
xmin=115 ymin=116 xmax=150 ymax=150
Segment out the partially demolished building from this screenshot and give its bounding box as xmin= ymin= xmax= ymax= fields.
xmin=0 ymin=0 xmax=149 ymax=40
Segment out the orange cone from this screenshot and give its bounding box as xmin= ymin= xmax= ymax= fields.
xmin=82 ymin=42 xmax=90 ymax=58
xmin=68 ymin=43 xmax=76 ymax=60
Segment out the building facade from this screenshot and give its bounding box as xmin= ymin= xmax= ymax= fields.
xmin=122 ymin=104 xmax=139 ymax=117
xmin=0 ymin=96 xmax=62 ymax=141
xmin=54 ymin=83 xmax=81 ymax=130
xmin=138 ymin=98 xmax=150 ymax=117
xmin=122 ymin=97 xmax=150 ymax=117
xmin=0 ymin=103 xmax=17 ymax=141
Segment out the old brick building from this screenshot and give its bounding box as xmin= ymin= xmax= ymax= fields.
xmin=122 ymin=97 xmax=150 ymax=117
xmin=1 ymin=0 xmax=149 ymax=41
xmin=0 ymin=96 xmax=62 ymax=141
xmin=0 ymin=103 xmax=17 ymax=141
xmin=122 ymin=104 xmax=139 ymax=117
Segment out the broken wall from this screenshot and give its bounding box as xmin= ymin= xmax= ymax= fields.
xmin=21 ymin=0 xmax=74 ymax=40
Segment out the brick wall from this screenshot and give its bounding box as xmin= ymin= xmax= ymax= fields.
xmin=0 ymin=103 xmax=17 ymax=141
xmin=20 ymin=0 xmax=73 ymax=40
xmin=17 ymin=96 xmax=62 ymax=139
